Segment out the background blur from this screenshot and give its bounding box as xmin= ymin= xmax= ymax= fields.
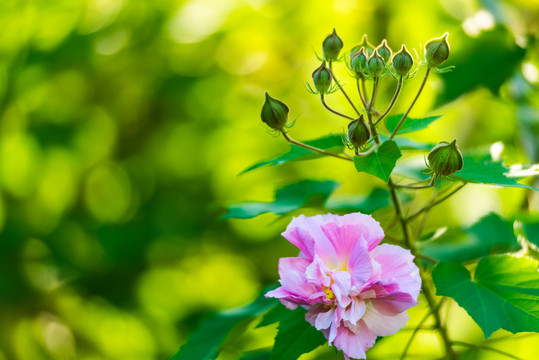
xmin=1 ymin=0 xmax=539 ymax=359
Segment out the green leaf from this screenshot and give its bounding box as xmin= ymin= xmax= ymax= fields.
xmin=270 ymin=307 xmax=327 ymax=360
xmin=450 ymin=156 xmax=538 ymax=191
xmin=379 ymin=134 xmax=433 ymax=151
xmin=353 ymin=140 xmax=401 ymax=182
xmin=240 ymin=134 xmax=344 ymax=175
xmin=384 ymin=114 xmax=443 ymax=135
xmin=419 ymin=213 xmax=521 ymax=262
xmin=435 ymin=26 xmax=526 ymax=106
xmin=221 ymin=180 xmax=339 ymax=220
xmin=241 ymin=350 xmax=271 ymax=360
xmin=432 ymin=255 xmax=539 ymax=338
xmin=171 ymin=286 xmax=278 ymax=360
xmin=257 ymin=303 xmax=290 ymax=328
xmin=325 ymin=187 xmax=391 ymax=213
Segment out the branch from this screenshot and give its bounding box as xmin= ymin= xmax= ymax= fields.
xmin=280 ymin=131 xmax=353 ymax=161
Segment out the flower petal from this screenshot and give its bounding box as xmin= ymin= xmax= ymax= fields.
xmin=265 ymin=257 xmax=315 ymax=306
xmin=361 ymin=302 xmax=409 ymax=336
xmin=347 ymin=236 xmax=374 ymax=293
xmin=369 ymin=244 xmax=421 ymax=300
xmin=342 ymin=297 xmax=367 ymax=325
xmin=282 ymin=214 xmax=339 ymax=265
xmin=333 ymin=321 xmax=377 ymax=360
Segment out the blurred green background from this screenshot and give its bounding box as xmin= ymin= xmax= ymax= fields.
xmin=1 ymin=0 xmax=539 ymax=359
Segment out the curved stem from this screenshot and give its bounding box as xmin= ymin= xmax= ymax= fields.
xmin=451 ymin=341 xmax=522 ymax=360
xmin=354 ymin=143 xmax=379 ymax=157
xmin=366 ymin=77 xmax=380 ymax=145
xmin=328 ymin=61 xmax=361 ymax=116
xmin=320 ymin=94 xmax=355 ymax=121
xmin=361 ymin=77 xmax=370 ymax=107
xmin=389 ymin=68 xmax=431 ymax=140
xmin=375 ymin=76 xmax=403 ymax=125
xmin=407 ymin=183 xmax=466 ymax=221
xmin=356 ymin=77 xmax=368 ymax=108
xmin=280 ymin=131 xmax=353 ymax=161
xmin=400 ymin=303 xmax=441 ymax=360
xmin=394 ymin=176 xmax=435 ymax=189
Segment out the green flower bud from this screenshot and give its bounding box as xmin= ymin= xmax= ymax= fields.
xmin=424 ymin=32 xmax=450 ymax=68
xmin=392 ymin=45 xmax=414 ymax=77
xmin=367 ymin=50 xmax=385 ymax=77
xmin=261 ymin=92 xmax=289 ymax=130
xmin=350 ymin=47 xmax=368 ymax=75
xmin=358 ymin=34 xmax=375 ymax=55
xmin=348 ymin=116 xmax=370 ymax=148
xmin=312 ymin=61 xmax=332 ymax=93
xmin=427 ymin=140 xmax=463 ymax=176
xmin=322 ymin=28 xmax=344 ymax=61
xmin=376 ymin=39 xmax=392 ymax=63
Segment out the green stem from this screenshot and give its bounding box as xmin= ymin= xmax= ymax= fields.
xmin=361 ymin=77 xmax=370 ymax=107
xmin=320 ymin=94 xmax=355 ymax=121
xmin=407 ymin=183 xmax=466 ymax=221
xmin=280 ymin=131 xmax=353 ymax=161
xmin=389 ymin=68 xmax=431 ymax=140
xmin=329 ymin=61 xmax=361 ymax=116
xmin=375 ymin=76 xmax=403 ymax=125
xmin=367 ymin=77 xmax=380 ymax=144
xmin=451 ymin=341 xmax=522 ymax=360
xmin=387 ymin=180 xmax=457 ymax=359
xmin=394 ymin=176 xmax=435 ymax=189
xmin=355 ymin=77 xmax=368 ymax=108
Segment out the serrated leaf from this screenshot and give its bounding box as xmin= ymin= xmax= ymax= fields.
xmin=432 ymin=255 xmax=539 ymax=338
xmin=171 ymin=286 xmax=278 ymax=360
xmin=221 ymin=180 xmax=339 ymax=220
xmin=240 ymin=134 xmax=344 ymax=175
xmin=353 ymin=140 xmax=401 ymax=182
xmin=419 ymin=213 xmax=521 ymax=262
xmin=385 ymin=114 xmax=443 ymax=134
xmin=270 ymin=307 xmax=327 ymax=360
xmin=450 ymin=156 xmax=538 ymax=191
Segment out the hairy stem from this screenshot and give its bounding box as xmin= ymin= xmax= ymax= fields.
xmin=329 ymin=61 xmax=361 ymax=116
xmin=280 ymin=131 xmax=353 ymax=161
xmin=389 ymin=68 xmax=431 ymax=140
xmin=320 ymin=94 xmax=355 ymax=121
xmin=375 ymin=76 xmax=403 ymax=125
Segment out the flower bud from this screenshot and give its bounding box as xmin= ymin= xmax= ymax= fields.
xmin=392 ymin=45 xmax=414 ymax=77
xmin=350 ymin=48 xmax=368 ymax=75
xmin=367 ymin=50 xmax=385 ymax=77
xmin=261 ymin=92 xmax=289 ymax=130
xmin=376 ymin=39 xmax=392 ymax=63
xmin=427 ymin=140 xmax=463 ymax=176
xmin=312 ymin=61 xmax=332 ymax=93
xmin=348 ymin=116 xmax=370 ymax=148
xmin=424 ymin=33 xmax=450 ymax=67
xmin=322 ymin=28 xmax=344 ymax=61
xmin=358 ymin=34 xmax=375 ymax=55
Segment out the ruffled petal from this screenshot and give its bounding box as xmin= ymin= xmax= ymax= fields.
xmin=361 ymin=302 xmax=409 ymax=336
xmin=322 ymin=213 xmax=384 ymax=256
xmin=282 ymin=214 xmax=339 ymax=266
xmin=331 ymin=270 xmax=352 ymax=307
xmin=305 ymin=254 xmax=331 ymax=287
xmin=333 ymin=321 xmax=377 ymax=360
xmin=342 ymin=297 xmax=367 ymax=325
xmin=265 ymin=257 xmax=315 ymax=306
xmin=347 ymin=237 xmax=374 ymax=293
xmin=369 ymin=244 xmax=421 ymax=300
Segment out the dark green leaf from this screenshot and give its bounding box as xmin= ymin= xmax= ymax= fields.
xmin=384 ymin=114 xmax=443 ymax=134
xmin=435 ymin=26 xmax=526 ymax=106
xmin=270 ymin=307 xmax=327 ymax=360
xmin=450 ymin=155 xmax=538 ymax=191
xmin=325 ymin=187 xmax=391 ymax=213
xmin=221 ymin=180 xmax=339 ymax=220
xmin=240 ymin=134 xmax=344 ymax=175
xmin=419 ymin=213 xmax=520 ymax=262
xmin=433 ymin=255 xmax=539 ymax=338
xmin=241 ymin=350 xmax=272 ymax=360
xmin=171 ymin=286 xmax=278 ymax=360
xmin=353 ymin=140 xmax=401 ymax=182
xmin=257 ymin=303 xmax=290 ymax=328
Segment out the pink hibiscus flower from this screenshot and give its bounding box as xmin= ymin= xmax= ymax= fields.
xmin=266 ymin=212 xmax=421 ymax=360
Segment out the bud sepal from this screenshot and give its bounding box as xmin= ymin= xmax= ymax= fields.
xmin=427 ymin=140 xmax=464 ymax=177
xmin=260 ymin=92 xmax=294 ymax=133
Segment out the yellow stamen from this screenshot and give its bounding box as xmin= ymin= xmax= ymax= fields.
xmin=323 ymin=286 xmax=335 ymax=300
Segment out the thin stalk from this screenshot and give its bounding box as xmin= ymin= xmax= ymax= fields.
xmin=451 ymin=341 xmax=523 ymax=360
xmin=361 ymin=77 xmax=370 ymax=107
xmin=328 ymin=61 xmax=361 ymax=116
xmin=356 ymin=77 xmax=368 ymax=108
xmin=375 ymin=76 xmax=403 ymax=125
xmin=389 ymin=68 xmax=431 ymax=140
xmin=407 ymin=183 xmax=466 ymax=221
xmin=354 ymin=143 xmax=379 ymax=157
xmin=320 ymin=94 xmax=355 ymax=121
xmin=400 ymin=308 xmax=436 ymax=360
xmin=367 ymin=77 xmax=380 ymax=145
xmin=281 ymin=131 xmax=353 ymax=161
xmin=387 ymin=180 xmax=457 ymax=359
xmin=394 ymin=176 xmax=435 ymax=189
